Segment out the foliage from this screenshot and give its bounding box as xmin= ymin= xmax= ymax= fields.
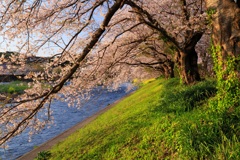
xmin=45 ymin=78 xmax=239 ymax=159
xmin=0 ymin=81 xmax=28 ymax=94
xmin=206 ymin=8 xmax=216 ymax=25
xmin=0 ymin=52 xmax=19 ymax=59
xmin=209 ymin=43 xmax=240 ymax=111
xmin=206 ymin=43 xmax=240 ymax=159
xmin=34 ymin=151 xmax=52 ymax=160
xmin=7 ymin=87 xmax=15 ymax=94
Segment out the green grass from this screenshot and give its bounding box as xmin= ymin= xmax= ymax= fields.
xmin=46 ymin=78 xmax=240 ymax=160
xmin=0 ymin=81 xmax=29 ymax=94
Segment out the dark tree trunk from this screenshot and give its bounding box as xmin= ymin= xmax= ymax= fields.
xmin=237 ymin=0 xmax=240 ymax=8
xmin=175 ymin=32 xmax=203 ymax=84
xmin=178 ymin=48 xmax=201 ymax=84
xmin=162 ymin=60 xmax=174 ymax=79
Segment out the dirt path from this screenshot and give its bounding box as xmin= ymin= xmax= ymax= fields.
xmin=17 ymin=91 xmax=135 ymax=160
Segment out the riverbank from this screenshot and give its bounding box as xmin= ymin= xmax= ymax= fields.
xmin=17 ymin=90 xmax=136 ymax=160
xmin=18 ymin=78 xmax=240 ymax=159
xmin=1 ymin=84 xmax=133 ymax=159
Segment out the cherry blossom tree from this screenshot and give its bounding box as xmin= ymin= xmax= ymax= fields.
xmin=124 ymin=0 xmax=208 ymax=84
xmin=0 ymin=0 xmax=127 ymax=145
xmin=0 ymin=0 xmax=210 ymax=145
xmin=89 ymin=0 xmax=209 ymax=82
xmin=94 ymin=18 xmax=175 ymax=79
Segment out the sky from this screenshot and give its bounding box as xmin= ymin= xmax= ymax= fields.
xmin=0 ymin=0 xmax=106 ymax=57
xmin=0 ymin=34 xmax=66 ymax=57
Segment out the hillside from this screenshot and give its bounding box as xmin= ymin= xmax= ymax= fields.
xmin=39 ymin=78 xmax=239 ymax=159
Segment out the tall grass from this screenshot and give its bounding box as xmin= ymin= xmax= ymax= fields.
xmin=44 ymin=78 xmax=239 ymax=159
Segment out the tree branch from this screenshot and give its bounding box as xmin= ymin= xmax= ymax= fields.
xmin=0 ymin=0 xmax=124 ymax=145
xmin=125 ymin=0 xmax=181 ymax=50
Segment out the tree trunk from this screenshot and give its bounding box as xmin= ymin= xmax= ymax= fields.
xmin=177 ymin=48 xmax=201 ymax=84
xmin=206 ymin=0 xmax=240 ymax=72
xmin=175 ymin=31 xmax=203 ymax=84
xmin=162 ymin=60 xmax=174 ymax=79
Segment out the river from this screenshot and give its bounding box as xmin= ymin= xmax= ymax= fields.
xmin=0 ymin=84 xmax=133 ymax=160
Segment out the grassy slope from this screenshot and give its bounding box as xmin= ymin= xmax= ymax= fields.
xmin=48 ymin=78 xmax=239 ymax=160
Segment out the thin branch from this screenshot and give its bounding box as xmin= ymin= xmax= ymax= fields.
xmin=111 ymin=22 xmax=143 ymax=44
xmin=125 ymin=0 xmax=181 ymax=50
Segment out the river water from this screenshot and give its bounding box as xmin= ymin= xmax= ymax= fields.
xmin=0 ymin=84 xmax=133 ymax=160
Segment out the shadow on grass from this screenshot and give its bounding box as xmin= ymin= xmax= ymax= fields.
xmin=151 ymin=78 xmax=240 ymax=159
xmin=152 ymin=78 xmax=217 ymax=114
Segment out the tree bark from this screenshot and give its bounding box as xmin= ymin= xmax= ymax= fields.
xmin=206 ymin=0 xmax=240 ymax=72
xmin=162 ymin=60 xmax=174 ymax=79
xmin=177 ymin=48 xmax=201 ymax=84
xmin=175 ymin=32 xmax=203 ymax=84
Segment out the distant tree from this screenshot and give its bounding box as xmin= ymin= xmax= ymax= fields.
xmin=125 ymin=0 xmax=208 ymax=84
xmin=94 ymin=23 xmax=175 ymax=79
